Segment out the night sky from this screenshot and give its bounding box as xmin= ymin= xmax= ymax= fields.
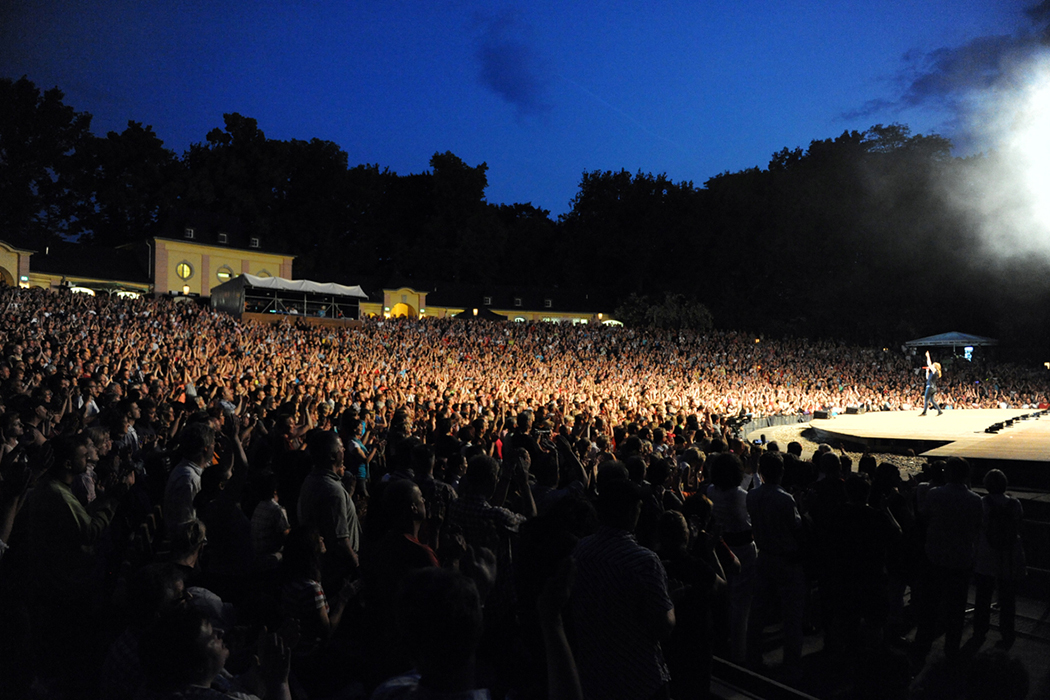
xmin=1 ymin=1 xmax=1042 ymax=215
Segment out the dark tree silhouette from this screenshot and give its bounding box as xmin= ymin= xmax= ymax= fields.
xmin=0 ymin=77 xmax=93 ymax=246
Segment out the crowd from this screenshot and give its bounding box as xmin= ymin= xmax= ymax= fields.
xmin=0 ymin=285 xmax=1038 ymax=700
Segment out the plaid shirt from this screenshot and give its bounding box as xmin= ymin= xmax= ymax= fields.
xmin=447 ymin=495 xmax=527 ymax=615
xmin=414 ymin=474 xmax=457 ymax=520
xmin=446 ymin=495 xmax=525 ymax=551
xmin=571 ymin=526 xmax=673 ymax=700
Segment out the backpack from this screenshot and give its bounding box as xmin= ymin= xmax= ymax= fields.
xmin=984 ymin=496 xmax=1018 ymax=551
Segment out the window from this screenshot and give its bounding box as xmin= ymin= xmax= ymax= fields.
xmin=256 ymin=269 xmax=272 ymax=278
xmin=175 ymin=262 xmax=194 ymax=280
xmin=544 ymin=298 xmax=552 ymax=309
xmin=184 ymin=228 xmax=195 ymax=240
xmin=483 ymin=296 xmax=492 ymax=306
xmin=514 ymin=316 xmax=526 ymax=323
xmin=216 ymin=265 xmax=234 ymax=282
xmin=514 ymin=297 xmax=522 ymax=307
xmin=249 ymin=237 xmax=261 ymax=249
xmin=217 ymin=232 xmax=229 ymax=244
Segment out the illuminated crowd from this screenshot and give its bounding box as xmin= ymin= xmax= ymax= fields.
xmin=0 ymin=285 xmax=1036 ymax=700
xmin=2 ymin=287 xmax=1047 ymax=428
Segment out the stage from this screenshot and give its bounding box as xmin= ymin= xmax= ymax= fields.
xmin=809 ymin=408 xmax=1050 ymax=488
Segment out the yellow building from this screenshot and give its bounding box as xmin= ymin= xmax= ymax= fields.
xmin=7 ymin=230 xmax=615 ymax=325
xmin=151 ymin=235 xmax=294 ymax=297
xmin=361 ymin=287 xmax=430 ymax=319
xmin=4 ymin=222 xmax=294 ymax=299
xmin=0 ymin=240 xmax=34 ymax=288
xmin=359 ymin=284 xmax=615 ymax=324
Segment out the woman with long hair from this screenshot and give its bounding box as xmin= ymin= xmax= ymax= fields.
xmin=920 ymin=351 xmax=943 ymax=416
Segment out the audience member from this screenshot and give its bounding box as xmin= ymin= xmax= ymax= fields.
xmin=297 ymin=430 xmax=360 ymax=581
xmin=745 ymin=451 xmax=805 ymax=680
xmin=972 ymin=468 xmax=1026 ymax=650
xmin=1 ymin=285 xmax=1046 ymax=698
xmin=164 ymin=422 xmax=216 ymax=535
xmin=914 ymin=457 xmax=983 ymax=662
xmin=571 ymin=478 xmax=675 ymax=700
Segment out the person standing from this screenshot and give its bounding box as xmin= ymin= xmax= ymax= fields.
xmin=706 ymin=452 xmax=756 ymax=664
xmin=163 ymin=423 xmax=216 ymax=536
xmin=571 ymin=478 xmax=675 ymax=700
xmin=972 ymin=469 xmax=1026 ymax=650
xmin=914 ymin=457 xmax=983 ymax=661
xmin=298 ymin=430 xmax=360 ymax=582
xmin=920 ymin=351 xmax=943 ymax=416
xmin=745 ymin=451 xmax=806 ymax=680
xmin=17 ymin=435 xmax=134 ymax=690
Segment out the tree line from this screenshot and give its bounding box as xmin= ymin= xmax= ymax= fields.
xmin=3 ymin=76 xmax=1050 ymax=360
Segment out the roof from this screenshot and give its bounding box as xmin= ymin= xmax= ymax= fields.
xmin=215 ymin=273 xmax=368 ymax=299
xmin=422 ymin=283 xmax=612 ymax=313
xmin=29 ymin=242 xmax=151 ymax=284
xmin=905 ymin=332 xmax=998 ymax=347
xmin=155 ymin=210 xmax=292 ymax=256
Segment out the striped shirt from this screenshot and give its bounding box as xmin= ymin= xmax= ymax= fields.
xmin=281 ymin=578 xmax=329 ymax=653
xmin=571 ymin=526 xmax=673 ymax=700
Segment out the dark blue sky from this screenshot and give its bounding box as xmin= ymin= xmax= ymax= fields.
xmin=1 ymin=1 xmax=1041 ymax=214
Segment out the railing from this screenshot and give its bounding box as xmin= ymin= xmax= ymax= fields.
xmin=736 ymin=413 xmax=810 ymax=441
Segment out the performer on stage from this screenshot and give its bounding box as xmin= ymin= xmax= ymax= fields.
xmin=920 ymin=350 xmax=943 ymax=416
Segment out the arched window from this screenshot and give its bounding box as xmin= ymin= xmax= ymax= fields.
xmin=216 ymin=265 xmax=235 ymax=282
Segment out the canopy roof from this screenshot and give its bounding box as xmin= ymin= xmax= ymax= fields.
xmin=229 ymin=274 xmax=367 ymax=299
xmin=904 ymin=331 xmax=998 ymax=348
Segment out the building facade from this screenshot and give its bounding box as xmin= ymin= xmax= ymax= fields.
xmin=152 ymin=236 xmax=293 ymax=297
xmin=358 ymin=285 xmax=615 ymax=325
xmin=5 ymin=221 xmax=294 ymax=299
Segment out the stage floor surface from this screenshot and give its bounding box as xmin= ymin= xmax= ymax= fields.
xmin=809 ymin=408 xmax=1050 ymax=462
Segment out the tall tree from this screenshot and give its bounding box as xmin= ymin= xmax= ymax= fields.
xmin=271 ymin=137 xmax=352 ymax=279
xmin=415 ymin=152 xmax=500 ymax=283
xmin=73 ymin=121 xmax=184 ymax=246
xmin=558 ymin=169 xmax=705 ymax=295
xmin=494 ymin=202 xmax=559 ymax=286
xmin=613 ymin=291 xmax=713 ymax=330
xmin=182 ymin=113 xmax=282 ymax=245
xmin=0 ymin=77 xmax=93 ymax=246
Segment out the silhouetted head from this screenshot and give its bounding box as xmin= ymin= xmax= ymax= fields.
xmin=982 ymin=468 xmax=1007 ymax=495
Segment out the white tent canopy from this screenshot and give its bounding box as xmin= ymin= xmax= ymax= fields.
xmin=236 ymin=273 xmax=368 ymax=299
